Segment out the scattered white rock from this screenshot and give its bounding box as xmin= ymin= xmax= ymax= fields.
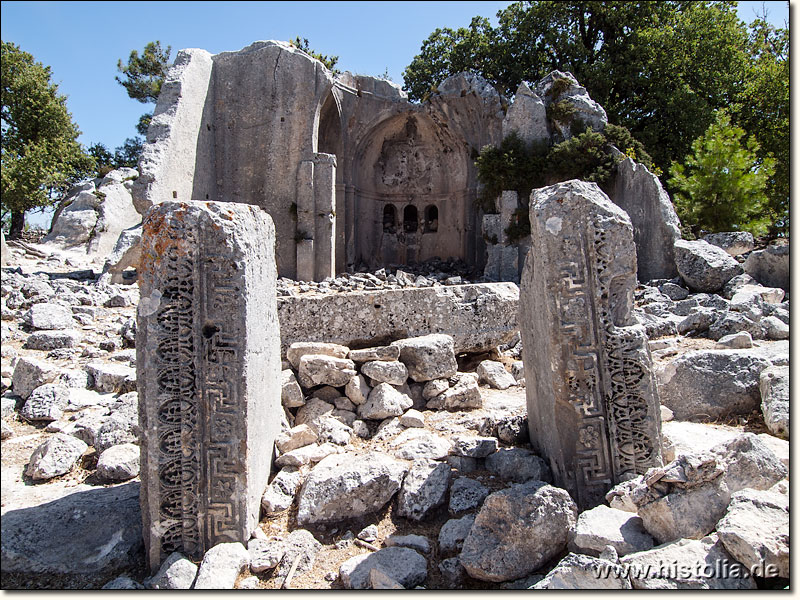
xmin=476 ymin=360 xmax=516 ymax=389
xmin=459 ymin=480 xmax=578 ymax=582
xmin=716 ymin=488 xmax=789 ymax=579
xmin=25 ymin=433 xmax=88 ymax=480
xmin=339 ymin=547 xmax=427 ymax=590
xmin=570 ymin=504 xmax=654 ymax=557
xmin=146 ymin=551 xmax=198 ymax=589
xmin=296 ymin=451 xmax=407 ymax=525
xmin=96 ymin=442 xmax=140 ymax=481
xmin=193 ymin=542 xmax=250 ymax=589
xmin=397 ymin=459 xmax=451 ymax=521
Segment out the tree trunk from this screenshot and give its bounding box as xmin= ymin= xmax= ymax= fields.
xmin=9 ymin=211 xmax=25 ymax=239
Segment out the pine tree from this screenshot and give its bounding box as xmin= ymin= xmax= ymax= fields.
xmin=1 ymin=41 xmax=93 ymax=236
xmin=668 ymin=111 xmax=775 ymax=237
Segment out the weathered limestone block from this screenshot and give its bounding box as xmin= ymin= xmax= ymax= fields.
xmin=502 ymin=82 xmax=549 ymax=145
xmin=520 ymin=180 xmax=662 ymax=509
xmin=132 ymin=49 xmax=215 ymax=216
xmin=137 ymin=200 xmax=282 ymax=570
xmin=277 ymin=283 xmax=519 ymax=355
xmin=611 ymin=158 xmax=681 ymax=282
xmin=743 ymin=243 xmax=789 ymax=290
xmin=533 ymin=71 xmax=607 ymax=140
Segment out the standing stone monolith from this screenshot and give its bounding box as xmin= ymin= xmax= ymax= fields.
xmin=519 ymin=180 xmax=662 ymax=509
xmin=137 ymin=200 xmax=282 ymax=571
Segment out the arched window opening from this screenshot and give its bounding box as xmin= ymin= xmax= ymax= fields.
xmin=424 ymin=205 xmax=439 ymax=233
xmin=383 ymin=204 xmax=397 ymax=233
xmin=403 ymin=205 xmax=418 ymax=233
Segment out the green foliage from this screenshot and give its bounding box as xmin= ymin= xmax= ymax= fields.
xmin=88 ymin=137 xmax=143 ymax=178
xmin=114 ymin=41 xmax=170 ymax=171
xmin=603 ymin=124 xmax=654 ymax=171
xmin=475 ymin=132 xmax=548 ymax=212
xmin=1 ymin=41 xmax=94 ymax=235
xmin=476 ymin=122 xmax=643 ymax=215
xmin=136 ymin=112 xmax=152 ymax=136
xmin=403 ymin=2 xmax=788 ymax=235
xmin=546 ymin=100 xmax=576 ymax=125
xmin=668 ymin=111 xmax=775 ymax=237
xmin=116 ymin=41 xmax=171 ymax=104
xmin=291 ymin=37 xmax=340 ymax=74
xmin=732 ymin=15 xmax=789 ymax=235
xmin=505 ymin=207 xmax=531 ymax=243
xmin=547 ymin=128 xmax=617 ymax=190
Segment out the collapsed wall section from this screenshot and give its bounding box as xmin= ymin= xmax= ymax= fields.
xmin=132 ymin=49 xmax=216 ymax=217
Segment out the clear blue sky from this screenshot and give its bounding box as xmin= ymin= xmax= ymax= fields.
xmin=1 ymin=0 xmax=789 ymax=153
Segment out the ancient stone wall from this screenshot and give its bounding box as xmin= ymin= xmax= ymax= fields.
xmin=137 ymin=200 xmax=281 ymax=570
xmin=277 ymin=282 xmax=519 ymax=356
xmin=519 ymin=180 xmax=662 ymax=509
xmin=132 ymin=49 xmax=216 ymax=217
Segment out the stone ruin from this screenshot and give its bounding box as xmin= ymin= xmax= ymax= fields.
xmin=137 ymin=200 xmax=282 ymax=567
xmin=131 ymin=41 xmax=681 ymax=285
xmin=128 ymin=39 xmax=678 ymax=566
xmin=519 ymin=180 xmax=662 ymax=508
xmin=1 ymin=38 xmax=790 ymax=590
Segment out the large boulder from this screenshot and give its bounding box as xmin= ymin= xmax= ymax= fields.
xmin=707 ymin=433 xmax=787 ymax=494
xmin=612 ymin=158 xmax=681 ymax=282
xmin=1 ymin=482 xmax=143 ymax=584
xmin=533 ymin=553 xmax=631 ymax=589
xmin=743 ymin=243 xmax=789 ymax=290
xmin=502 ymin=81 xmax=549 ymax=145
xmin=655 ymin=349 xmax=771 ymax=420
xmin=391 ymin=334 xmax=458 ymax=382
xmin=193 ymin=542 xmax=249 ymax=589
xmin=296 ymin=452 xmax=407 ymax=525
xmin=620 ymin=534 xmax=756 ymax=589
xmin=716 ymin=488 xmax=789 ymax=579
xmin=358 ymin=382 xmax=413 ymax=420
xmin=484 ymin=448 xmax=551 ymax=483
xmin=42 ymin=188 xmax=101 ymax=247
xmin=396 ymin=459 xmax=451 ymax=521
xmin=339 ymin=547 xmax=427 ymax=590
xmin=606 ymin=454 xmax=730 ymax=544
xmin=25 ymin=433 xmax=88 ymax=480
xmin=570 ymin=504 xmax=654 ymax=557
xmin=459 ymin=480 xmax=578 ymax=582
xmin=23 ymin=303 xmax=76 ymax=331
xmin=533 ymin=70 xmax=607 ymax=140
xmin=759 ymin=365 xmax=788 ymax=438
xmin=702 ymin=231 xmax=754 ymax=256
xmin=673 ymin=239 xmax=743 ymax=293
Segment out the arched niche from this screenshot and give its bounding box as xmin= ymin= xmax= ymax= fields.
xmin=317 ymin=91 xmax=342 ymax=157
xmin=349 ymin=111 xmax=470 ymax=269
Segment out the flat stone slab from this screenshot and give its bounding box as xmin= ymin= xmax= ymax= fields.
xmin=1 ymin=482 xmax=143 ymax=584
xmin=277 ymin=282 xmax=519 ymax=355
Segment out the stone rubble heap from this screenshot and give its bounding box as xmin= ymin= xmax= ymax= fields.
xmin=0 ymin=223 xmax=790 ymax=591
xmin=277 ymin=258 xmax=477 ymax=297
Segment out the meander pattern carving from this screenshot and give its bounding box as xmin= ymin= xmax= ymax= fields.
xmin=151 ymin=223 xmax=244 ymax=563
xmin=554 ymin=216 xmax=659 ymax=506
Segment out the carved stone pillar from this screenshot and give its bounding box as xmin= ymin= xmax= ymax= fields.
xmin=313 ymin=153 xmax=336 ymax=281
xmin=296 ymin=160 xmax=315 ymax=282
xmin=519 ymin=180 xmax=662 ymax=509
xmin=137 ymin=200 xmax=282 ymax=570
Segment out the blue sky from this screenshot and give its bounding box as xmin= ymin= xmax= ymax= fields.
xmin=1 ymin=1 xmax=789 ymax=153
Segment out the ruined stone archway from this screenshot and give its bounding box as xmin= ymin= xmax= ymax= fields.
xmin=349 ymin=112 xmax=471 ymax=269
